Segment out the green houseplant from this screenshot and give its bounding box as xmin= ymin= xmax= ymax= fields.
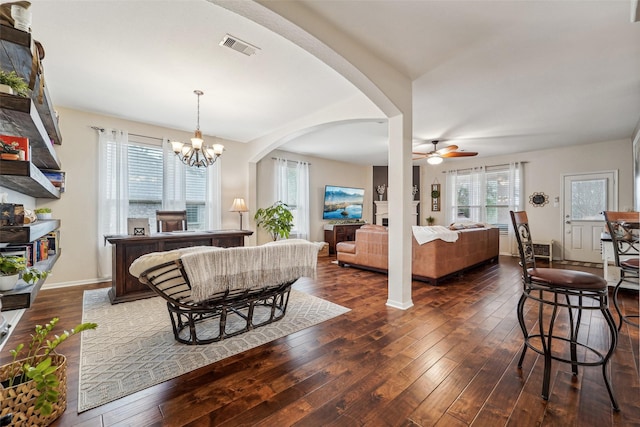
xmin=0 ymin=70 xmax=29 ymax=97
xmin=35 ymin=207 xmax=52 ymax=220
xmin=0 ymin=318 xmax=97 ymax=424
xmin=426 ymin=216 xmax=435 ymax=226
xmin=0 ymin=255 xmax=48 ymax=291
xmin=254 ymin=201 xmax=294 ymax=241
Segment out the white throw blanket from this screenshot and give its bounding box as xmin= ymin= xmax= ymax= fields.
xmin=412 ymin=225 xmax=459 ymax=245
xmin=181 ymin=240 xmax=324 ymax=303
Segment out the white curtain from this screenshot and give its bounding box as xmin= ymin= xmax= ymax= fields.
xmin=274 ymin=157 xmax=310 ymax=240
xmin=274 ymin=157 xmax=288 ymax=203
xmin=445 ymin=170 xmax=458 ymax=225
xmin=508 ymin=161 xmax=523 ymax=254
xmin=445 ymin=167 xmax=486 ymax=223
xmin=162 ymin=138 xmax=186 ymax=211
xmin=97 ymin=128 xmax=129 ymax=279
xmin=295 ymin=161 xmax=310 ymax=239
xmin=205 ymin=159 xmax=222 ymax=230
xmin=468 ymin=166 xmax=486 ymax=223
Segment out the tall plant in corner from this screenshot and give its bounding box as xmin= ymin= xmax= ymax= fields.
xmin=254 ymin=201 xmax=294 ymax=241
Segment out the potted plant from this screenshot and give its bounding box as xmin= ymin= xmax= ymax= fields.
xmin=254 ymin=201 xmax=294 ymax=241
xmin=0 ymin=70 xmax=29 ymax=97
xmin=35 ymin=207 xmax=52 ymax=220
xmin=0 ymin=317 xmax=97 ymax=425
xmin=426 ymin=216 xmax=435 ymax=226
xmin=0 ymin=255 xmax=48 ymax=291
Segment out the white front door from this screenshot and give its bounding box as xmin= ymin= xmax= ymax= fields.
xmin=562 ymin=171 xmax=617 ymax=262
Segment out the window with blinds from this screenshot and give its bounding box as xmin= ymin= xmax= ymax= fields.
xmin=127 ymin=139 xmax=207 ymax=230
xmin=453 ymin=165 xmax=520 ymax=232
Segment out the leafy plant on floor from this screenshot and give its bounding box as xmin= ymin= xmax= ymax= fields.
xmin=254 ymin=201 xmax=294 ymax=241
xmin=3 ymin=318 xmax=98 ymax=415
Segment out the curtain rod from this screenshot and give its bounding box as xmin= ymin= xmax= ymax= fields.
xmin=271 ymin=157 xmax=311 ymax=165
xmin=441 ymin=161 xmax=528 ymax=173
xmin=90 ymin=126 xmax=163 ymax=142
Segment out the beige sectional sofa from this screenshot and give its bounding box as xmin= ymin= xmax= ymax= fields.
xmin=336 ymin=224 xmax=499 ymax=284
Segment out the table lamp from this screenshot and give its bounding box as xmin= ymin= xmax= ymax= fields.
xmin=229 ymin=198 xmax=249 ymax=230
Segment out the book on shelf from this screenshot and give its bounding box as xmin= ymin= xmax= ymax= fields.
xmin=46 ymin=230 xmax=60 ymax=255
xmin=40 ymin=170 xmax=66 ymax=193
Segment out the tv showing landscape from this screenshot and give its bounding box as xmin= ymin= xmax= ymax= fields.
xmin=323 ymin=185 xmax=364 ymax=220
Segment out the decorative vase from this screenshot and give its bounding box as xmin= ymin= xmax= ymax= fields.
xmin=36 ymin=213 xmax=52 ymax=220
xmin=0 ymin=274 xmax=19 ymax=292
xmin=0 ymin=354 xmax=67 ymax=426
xmin=378 ymin=194 xmax=383 ymax=201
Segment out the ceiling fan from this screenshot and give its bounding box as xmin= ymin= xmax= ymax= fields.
xmin=413 ymin=140 xmax=478 ymax=165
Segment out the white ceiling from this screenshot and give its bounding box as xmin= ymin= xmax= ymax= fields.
xmin=24 ymin=0 xmax=640 ymax=166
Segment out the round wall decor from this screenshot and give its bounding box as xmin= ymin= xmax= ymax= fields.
xmin=529 ymin=192 xmax=549 ymax=207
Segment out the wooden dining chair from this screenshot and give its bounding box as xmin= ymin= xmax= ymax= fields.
xmin=156 ymin=210 xmax=187 ymax=232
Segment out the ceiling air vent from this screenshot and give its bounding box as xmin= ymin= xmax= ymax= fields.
xmin=219 ymin=34 xmax=260 ymax=56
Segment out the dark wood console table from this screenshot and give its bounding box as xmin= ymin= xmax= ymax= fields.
xmin=105 ymin=229 xmax=253 ymax=304
xmin=324 ymin=223 xmax=364 ymax=255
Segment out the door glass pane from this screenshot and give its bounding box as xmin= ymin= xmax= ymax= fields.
xmin=571 ymin=178 xmax=606 ymax=220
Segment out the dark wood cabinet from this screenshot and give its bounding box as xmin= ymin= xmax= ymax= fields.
xmin=105 ymin=230 xmax=253 ymax=304
xmin=324 ymin=223 xmax=363 ymax=255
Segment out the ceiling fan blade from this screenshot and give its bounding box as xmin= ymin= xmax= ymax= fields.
xmin=441 ymin=151 xmax=478 ymax=158
xmin=412 ymin=152 xmax=428 ymax=160
xmin=436 ymin=144 xmax=458 ymax=155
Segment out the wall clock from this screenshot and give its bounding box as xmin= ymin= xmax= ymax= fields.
xmin=529 ymin=192 xmax=549 ymax=207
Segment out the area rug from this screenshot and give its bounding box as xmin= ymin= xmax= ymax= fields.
xmin=78 ymin=288 xmax=350 ymax=412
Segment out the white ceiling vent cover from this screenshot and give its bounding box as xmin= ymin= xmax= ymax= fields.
xmin=219 ymin=34 xmax=260 ymax=56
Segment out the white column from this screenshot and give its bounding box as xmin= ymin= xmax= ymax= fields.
xmin=386 ymin=114 xmax=413 ymax=309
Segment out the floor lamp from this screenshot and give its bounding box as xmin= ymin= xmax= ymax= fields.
xmin=229 ymin=198 xmax=249 ymax=230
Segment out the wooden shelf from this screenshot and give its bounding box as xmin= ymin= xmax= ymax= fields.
xmin=0 ymin=250 xmax=61 ymax=311
xmin=0 ymin=160 xmax=60 ymax=198
xmin=0 ymin=93 xmax=60 ymax=169
xmin=0 ymin=219 xmax=60 ymax=244
xmin=0 ymin=24 xmax=62 ymax=146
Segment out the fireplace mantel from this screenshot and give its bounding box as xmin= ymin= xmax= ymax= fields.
xmin=374 ymin=201 xmax=419 ymax=226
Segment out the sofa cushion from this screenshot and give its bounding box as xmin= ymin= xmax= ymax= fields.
xmin=361 ymin=224 xmax=387 ymax=231
xmin=336 ymin=241 xmax=356 ymax=254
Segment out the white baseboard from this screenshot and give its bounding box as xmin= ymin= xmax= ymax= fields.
xmin=42 ymin=278 xmax=111 ymax=290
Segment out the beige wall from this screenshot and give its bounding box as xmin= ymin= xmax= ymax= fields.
xmin=419 ymin=138 xmax=634 ymax=257
xmin=254 ymin=149 xmax=372 ymax=244
xmin=1 ymin=106 xmax=632 ymax=285
xmin=15 ymin=107 xmax=251 ymax=287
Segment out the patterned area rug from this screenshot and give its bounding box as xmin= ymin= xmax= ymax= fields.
xmin=78 ymin=288 xmax=350 ymax=412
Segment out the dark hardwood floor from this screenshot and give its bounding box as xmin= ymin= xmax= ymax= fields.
xmin=2 ymin=255 xmax=638 ymax=426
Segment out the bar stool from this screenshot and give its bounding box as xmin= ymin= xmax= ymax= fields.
xmin=510 ymin=211 xmax=618 ymax=410
xmin=603 ymin=211 xmax=639 ymax=330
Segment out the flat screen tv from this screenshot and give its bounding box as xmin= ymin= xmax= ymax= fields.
xmin=322 ymin=185 xmax=364 ymax=220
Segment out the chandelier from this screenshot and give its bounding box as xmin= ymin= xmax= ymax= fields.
xmin=170 ymin=90 xmax=224 ymax=168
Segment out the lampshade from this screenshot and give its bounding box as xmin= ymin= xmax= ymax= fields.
xmin=427 ymin=155 xmax=443 ymax=165
xmin=229 ymin=198 xmax=248 ymax=212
